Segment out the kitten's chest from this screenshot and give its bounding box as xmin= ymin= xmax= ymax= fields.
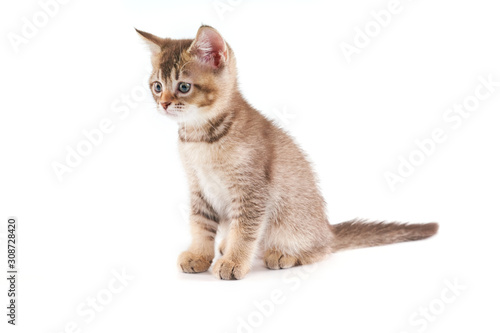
xmin=196 ymin=165 xmax=231 ymax=218
xmin=180 ymin=143 xmax=233 ymax=217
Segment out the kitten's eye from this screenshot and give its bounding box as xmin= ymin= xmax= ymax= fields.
xmin=178 ymin=82 xmax=191 ymax=93
xmin=152 ymin=81 xmax=162 ymax=94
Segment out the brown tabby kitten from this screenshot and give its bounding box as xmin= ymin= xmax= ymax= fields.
xmin=136 ymin=25 xmax=438 ymax=280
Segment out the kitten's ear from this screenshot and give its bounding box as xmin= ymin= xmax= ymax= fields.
xmin=135 ymin=28 xmax=165 ymax=56
xmin=189 ymin=25 xmax=228 ymax=69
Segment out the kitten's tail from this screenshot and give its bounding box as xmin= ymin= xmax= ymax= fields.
xmin=330 ymin=219 xmax=438 ymax=252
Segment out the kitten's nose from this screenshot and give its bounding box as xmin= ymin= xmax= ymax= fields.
xmin=161 ymin=102 xmax=171 ymax=110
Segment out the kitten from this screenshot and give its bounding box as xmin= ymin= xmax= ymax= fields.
xmin=136 ymin=25 xmax=438 ymax=280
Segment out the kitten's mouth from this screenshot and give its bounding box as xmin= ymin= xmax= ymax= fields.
xmin=165 ymin=108 xmax=178 ymax=115
xmin=160 ymin=104 xmax=182 ymax=116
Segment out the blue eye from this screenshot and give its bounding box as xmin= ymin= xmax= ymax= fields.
xmin=178 ymin=82 xmax=191 ymax=93
xmin=153 ymin=82 xmax=162 ymax=93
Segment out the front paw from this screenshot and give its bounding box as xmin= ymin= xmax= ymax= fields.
xmin=212 ymin=257 xmax=249 ymax=280
xmin=178 ymin=251 xmax=212 ymax=273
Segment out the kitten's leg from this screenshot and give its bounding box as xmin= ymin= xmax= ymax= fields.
xmin=263 ymin=225 xmax=331 ymax=270
xmin=212 ymin=192 xmax=267 ymax=280
xmin=212 ymin=218 xmax=265 ymax=279
xmin=178 ymin=191 xmax=219 ymax=273
xmin=218 ymin=238 xmax=227 ymax=255
xmin=262 ymin=209 xmax=333 ymax=270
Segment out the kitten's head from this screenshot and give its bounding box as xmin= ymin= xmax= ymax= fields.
xmin=136 ymin=26 xmax=236 ymax=125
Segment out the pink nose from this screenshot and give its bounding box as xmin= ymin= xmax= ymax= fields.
xmin=161 ymin=102 xmax=171 ymax=110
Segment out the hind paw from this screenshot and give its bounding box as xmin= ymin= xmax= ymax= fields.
xmin=264 ymin=250 xmax=299 ymax=270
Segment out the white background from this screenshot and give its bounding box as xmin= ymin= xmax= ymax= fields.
xmin=1 ymin=0 xmax=499 ymax=332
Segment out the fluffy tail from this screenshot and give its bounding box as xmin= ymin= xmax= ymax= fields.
xmin=330 ymin=219 xmax=438 ymax=252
